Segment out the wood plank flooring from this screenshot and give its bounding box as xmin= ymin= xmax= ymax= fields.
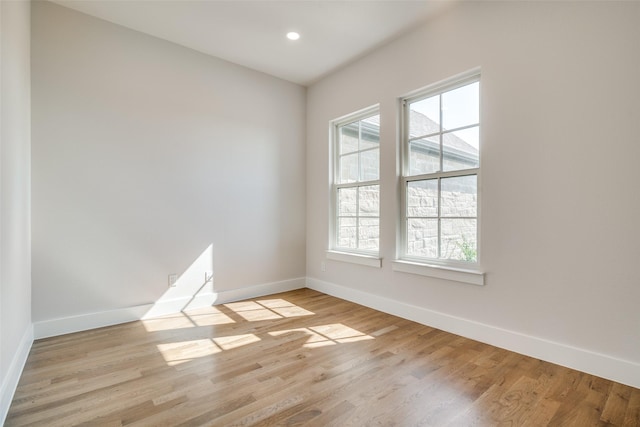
xmin=6 ymin=289 xmax=640 ymax=426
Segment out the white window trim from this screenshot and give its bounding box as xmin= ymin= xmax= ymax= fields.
xmin=392 ymin=260 xmax=484 ymax=286
xmin=326 ymin=250 xmax=382 ymax=268
xmin=329 ymin=105 xmax=381 ymax=258
xmin=397 ymin=69 xmax=483 ymax=279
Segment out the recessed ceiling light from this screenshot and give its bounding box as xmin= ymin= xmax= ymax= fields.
xmin=286 ymin=32 xmax=300 ymax=41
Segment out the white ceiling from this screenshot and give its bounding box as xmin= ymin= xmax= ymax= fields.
xmin=51 ymin=0 xmax=451 ymax=86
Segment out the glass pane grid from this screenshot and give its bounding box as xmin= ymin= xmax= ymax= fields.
xmin=339 ymin=122 xmax=359 ymax=155
xmin=337 ymin=115 xmax=380 ymax=185
xmin=335 ymin=182 xmax=379 ymax=252
xmin=441 ymin=175 xmax=477 ymax=217
xmin=442 ymin=81 xmax=479 ymax=131
xmin=404 ymin=79 xmax=479 ymax=263
xmin=408 ymin=132 xmax=440 ymax=142
xmin=337 ymin=217 xmax=357 ymax=249
xmin=343 ymin=146 xmax=378 ymax=154
xmin=335 ymin=112 xmax=380 ymax=253
xmin=406 ymin=80 xmax=479 ymax=176
xmin=441 ymin=123 xmax=479 ymax=134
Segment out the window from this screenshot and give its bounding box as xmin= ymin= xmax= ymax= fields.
xmin=331 ymin=108 xmax=380 ymax=256
xmin=400 ymin=74 xmax=480 ymax=267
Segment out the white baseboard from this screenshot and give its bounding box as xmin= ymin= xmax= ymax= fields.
xmin=29 ymin=275 xmax=639 ymax=389
xmin=306 ymin=277 xmax=640 ymax=389
xmin=143 ymin=277 xmax=307 ymax=319
xmin=34 ymin=277 xmax=306 ymax=339
xmin=34 ymin=304 xmax=152 ymax=339
xmin=209 ymin=277 xmax=307 ymax=305
xmin=0 ymin=325 xmax=34 ymax=426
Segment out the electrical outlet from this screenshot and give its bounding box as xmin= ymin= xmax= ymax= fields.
xmin=168 ymin=274 xmax=178 ymax=287
xmin=321 ymin=261 xmax=326 ymax=272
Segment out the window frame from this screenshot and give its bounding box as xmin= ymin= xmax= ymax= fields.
xmin=329 ymin=105 xmax=381 ymax=259
xmin=398 ymin=71 xmax=482 ymax=272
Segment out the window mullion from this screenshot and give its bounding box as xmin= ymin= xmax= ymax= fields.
xmin=437 ymin=177 xmax=442 ymax=259
xmin=335 ymin=123 xmax=342 ymax=249
xmin=355 ymin=186 xmax=360 ymax=249
xmin=441 ymin=123 xmax=480 ymax=135
xmin=336 ymin=179 xmax=379 ymax=190
xmin=406 ymin=168 xmax=479 ymax=182
xmin=358 ymin=121 xmax=362 ymax=183
xmin=437 ymin=95 xmax=443 ymax=259
xmin=347 ymin=146 xmax=379 ymax=155
xmin=402 ymin=176 xmax=408 ymax=258
xmin=356 ymin=118 xmax=361 ymax=251
xmin=439 ymin=94 xmax=444 ymax=173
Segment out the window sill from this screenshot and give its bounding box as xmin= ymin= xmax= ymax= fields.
xmin=326 ymin=250 xmax=382 ymax=268
xmin=392 ymin=260 xmax=484 ymax=286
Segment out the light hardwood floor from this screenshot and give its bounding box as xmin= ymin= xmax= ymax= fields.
xmin=6 ymin=289 xmax=640 ymax=426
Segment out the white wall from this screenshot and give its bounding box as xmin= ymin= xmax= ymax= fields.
xmin=31 ymin=2 xmax=306 ymax=326
xmin=0 ymin=0 xmax=33 ymax=422
xmin=19 ymin=0 xmax=640 ymax=400
xmin=307 ymin=1 xmax=640 ymax=386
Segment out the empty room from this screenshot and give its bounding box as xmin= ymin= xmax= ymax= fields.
xmin=1 ymin=0 xmax=639 ymax=425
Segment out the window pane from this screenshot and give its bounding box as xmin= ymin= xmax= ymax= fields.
xmin=407 ymin=218 xmax=438 ymax=258
xmin=340 ymin=122 xmax=359 ymax=154
xmin=360 ymin=148 xmax=379 ymax=181
xmin=409 ymin=96 xmax=440 ymax=138
xmin=359 ymin=218 xmax=379 ymax=250
xmin=337 ymin=217 xmax=357 ymax=249
xmin=358 ymin=185 xmax=379 ymax=217
xmin=337 ymin=187 xmax=357 ymax=216
xmin=443 ymin=126 xmax=479 ymax=171
xmin=334 ymin=110 xmax=380 ymax=255
xmin=441 ymin=175 xmax=477 ymax=217
xmin=339 ymin=153 xmax=358 ymax=183
xmin=360 ymin=115 xmax=380 ymax=150
xmin=402 ymin=77 xmax=479 ymax=263
xmin=409 ymin=137 xmax=440 ymax=175
xmin=407 ymin=180 xmax=437 ymax=217
xmin=442 ymin=81 xmax=479 ymax=131
xmin=441 ymin=219 xmax=477 ymax=262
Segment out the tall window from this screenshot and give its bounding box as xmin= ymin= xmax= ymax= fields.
xmin=332 ymin=108 xmax=380 ymax=254
xmin=401 ymin=75 xmax=479 ymax=265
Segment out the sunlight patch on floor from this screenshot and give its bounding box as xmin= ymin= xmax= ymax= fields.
xmin=224 ymin=298 xmax=315 ymax=321
xmin=156 ymin=333 xmax=261 ymax=365
xmin=270 ymin=323 xmax=374 ymax=348
xmin=157 ymin=339 xmax=223 ymax=366
xmin=227 ymin=303 xmax=283 ymax=321
xmin=143 ymin=314 xmax=201 ymax=332
xmin=187 ymin=310 xmax=236 ymax=327
xmin=213 ymin=333 xmax=261 ymax=350
xmin=142 ymin=307 xmax=235 ymax=332
xmin=258 ymin=298 xmax=315 ymax=317
xmin=151 ymin=298 xmax=365 ymax=366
